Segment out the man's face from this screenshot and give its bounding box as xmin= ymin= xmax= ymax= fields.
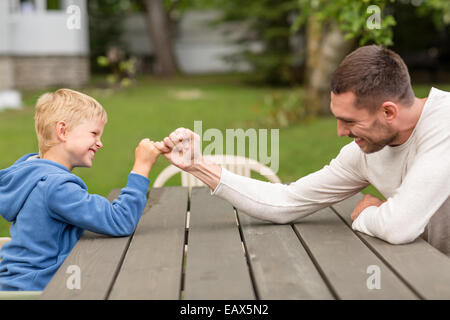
xmin=330 ymin=92 xmax=397 ymax=154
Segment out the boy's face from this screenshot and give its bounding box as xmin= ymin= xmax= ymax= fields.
xmin=64 ymin=118 xmax=105 ymax=170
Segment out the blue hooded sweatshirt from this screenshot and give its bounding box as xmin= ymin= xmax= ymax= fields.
xmin=0 ymin=153 xmax=149 ymax=291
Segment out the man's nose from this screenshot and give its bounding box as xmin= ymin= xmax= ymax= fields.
xmin=337 ymin=120 xmax=350 ymax=137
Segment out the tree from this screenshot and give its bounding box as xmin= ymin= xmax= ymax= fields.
xmin=294 ymin=0 xmax=395 ymax=116
xmin=141 ymin=0 xmax=179 ymax=76
xmin=88 ymin=0 xmax=134 ymax=73
xmin=214 ymin=0 xmax=300 ymax=85
xmin=139 ymin=0 xmax=213 ymax=76
xmin=294 ymin=0 xmax=450 ymax=117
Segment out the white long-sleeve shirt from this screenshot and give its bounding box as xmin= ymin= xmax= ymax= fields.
xmin=212 ymin=87 xmax=450 ymax=256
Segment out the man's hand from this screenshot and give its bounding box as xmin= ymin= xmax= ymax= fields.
xmin=351 ymin=194 xmax=385 ymax=221
xmin=154 ymin=127 xmax=202 ymax=172
xmin=155 ymin=127 xmax=222 ymax=190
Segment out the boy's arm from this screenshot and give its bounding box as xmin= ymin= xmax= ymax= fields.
xmin=47 ymin=138 xmax=161 ymax=236
xmin=47 ymin=173 xmax=149 ymax=236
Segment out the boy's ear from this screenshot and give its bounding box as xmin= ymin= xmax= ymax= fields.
xmin=55 ymin=121 xmax=68 ymax=142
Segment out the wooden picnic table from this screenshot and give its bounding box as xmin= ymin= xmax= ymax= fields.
xmin=40 ymin=186 xmax=450 ymax=300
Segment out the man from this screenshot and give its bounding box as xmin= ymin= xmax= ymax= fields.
xmin=155 ymin=45 xmax=450 ymax=257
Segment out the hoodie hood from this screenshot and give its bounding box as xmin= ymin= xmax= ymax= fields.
xmin=0 ymin=153 xmax=70 ymax=222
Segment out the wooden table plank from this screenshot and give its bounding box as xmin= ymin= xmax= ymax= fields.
xmin=332 ymin=193 xmax=450 ymax=300
xmin=40 ymin=189 xmax=131 ymax=300
xmin=237 ymin=211 xmax=334 ymax=299
xmin=183 ymin=187 xmax=255 ymax=299
xmin=108 ymin=187 xmax=188 ymax=299
xmin=293 ymin=206 xmax=418 ymax=299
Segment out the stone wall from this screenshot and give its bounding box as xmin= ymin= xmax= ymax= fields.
xmin=12 ymin=56 xmax=89 ymax=89
xmin=0 ymin=57 xmax=15 ymax=90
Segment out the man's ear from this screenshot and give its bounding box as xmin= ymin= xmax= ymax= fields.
xmin=380 ymin=101 xmax=398 ymax=122
xmin=55 ymin=121 xmax=68 ymax=142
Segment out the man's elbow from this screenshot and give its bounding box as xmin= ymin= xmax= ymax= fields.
xmin=384 ymin=234 xmax=415 ymax=245
xmin=265 ymin=207 xmax=315 ymax=224
xmin=265 ymin=211 xmax=303 ymax=224
xmin=381 ymin=226 xmax=421 ymax=245
xmin=268 ymin=215 xmax=293 ymax=224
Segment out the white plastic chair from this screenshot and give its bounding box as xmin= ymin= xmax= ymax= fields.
xmin=153 ymin=155 xmax=281 ymax=190
xmin=0 ymin=237 xmax=11 ymax=250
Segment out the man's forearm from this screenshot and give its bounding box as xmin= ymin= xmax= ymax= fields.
xmin=188 ymin=158 xmax=222 ymax=190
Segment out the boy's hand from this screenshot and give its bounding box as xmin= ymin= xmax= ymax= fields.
xmin=132 ymin=138 xmax=161 ymax=178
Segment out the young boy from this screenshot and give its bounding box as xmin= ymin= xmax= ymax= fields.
xmin=0 ymin=88 xmax=160 ymax=291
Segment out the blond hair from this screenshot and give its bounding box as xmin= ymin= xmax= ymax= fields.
xmin=35 ymin=88 xmax=107 ymax=156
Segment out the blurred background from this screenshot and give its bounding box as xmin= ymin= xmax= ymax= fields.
xmin=0 ymin=0 xmax=449 ymax=236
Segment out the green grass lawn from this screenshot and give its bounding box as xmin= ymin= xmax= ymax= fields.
xmin=0 ymin=74 xmax=448 ymax=237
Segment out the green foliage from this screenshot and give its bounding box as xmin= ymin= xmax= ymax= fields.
xmin=88 ymin=0 xmax=139 ymax=73
xmin=97 ymin=47 xmax=137 ymax=88
xmin=161 ymin=0 xmax=216 ymax=14
xmin=415 ymin=0 xmax=450 ymax=29
xmin=250 ymin=91 xmax=308 ymax=128
xmin=210 ymin=0 xmax=301 ymax=85
xmin=293 ymin=0 xmax=396 ymax=46
xmin=46 ymin=0 xmax=60 ymax=10
xmin=391 ymin=1 xmax=446 ymax=55
xmin=293 ymin=0 xmax=450 ymax=46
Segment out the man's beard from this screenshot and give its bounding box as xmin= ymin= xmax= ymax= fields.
xmin=356 ymin=120 xmax=398 ymax=154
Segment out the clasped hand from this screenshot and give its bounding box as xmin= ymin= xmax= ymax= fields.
xmin=154 ymin=127 xmax=202 ymax=172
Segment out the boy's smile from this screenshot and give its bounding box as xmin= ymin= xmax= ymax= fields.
xmin=41 ymin=118 xmax=106 ymax=171
xmin=64 ymin=118 xmax=105 ymax=170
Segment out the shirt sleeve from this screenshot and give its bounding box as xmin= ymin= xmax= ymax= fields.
xmin=212 ymin=142 xmax=369 ymax=224
xmin=352 ymin=137 xmax=450 ymax=244
xmin=46 ymin=172 xmax=150 ymax=236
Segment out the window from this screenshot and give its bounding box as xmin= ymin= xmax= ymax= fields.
xmin=46 ymin=0 xmax=60 ymax=10
xmin=13 ymin=0 xmax=62 ymax=13
xmin=20 ymin=0 xmax=36 ymax=13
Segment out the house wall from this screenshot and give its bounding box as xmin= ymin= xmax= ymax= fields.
xmin=2 ymin=0 xmax=90 ymax=89
xmin=12 ymin=56 xmax=89 ymax=89
xmin=0 ymin=57 xmax=15 ymax=91
xmin=8 ymin=10 xmax=89 ymax=56
xmin=0 ymin=1 xmax=13 ymax=90
xmin=121 ymin=10 xmax=254 ymax=74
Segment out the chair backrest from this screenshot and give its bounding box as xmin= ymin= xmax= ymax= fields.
xmin=153 ymin=155 xmax=281 ymax=190
xmin=0 ymin=237 xmax=11 ymax=251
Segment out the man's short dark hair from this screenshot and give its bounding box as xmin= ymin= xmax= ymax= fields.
xmin=331 ymin=45 xmax=415 ymax=113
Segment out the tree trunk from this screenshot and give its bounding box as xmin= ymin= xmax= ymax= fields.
xmin=143 ymin=0 xmax=178 ymax=76
xmin=305 ymin=17 xmax=355 ymax=116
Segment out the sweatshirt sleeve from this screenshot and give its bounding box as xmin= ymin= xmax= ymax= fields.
xmin=212 ymin=142 xmax=369 ymax=224
xmin=352 ymin=137 xmax=450 ymax=245
xmin=46 ymin=172 xmax=150 ymax=236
